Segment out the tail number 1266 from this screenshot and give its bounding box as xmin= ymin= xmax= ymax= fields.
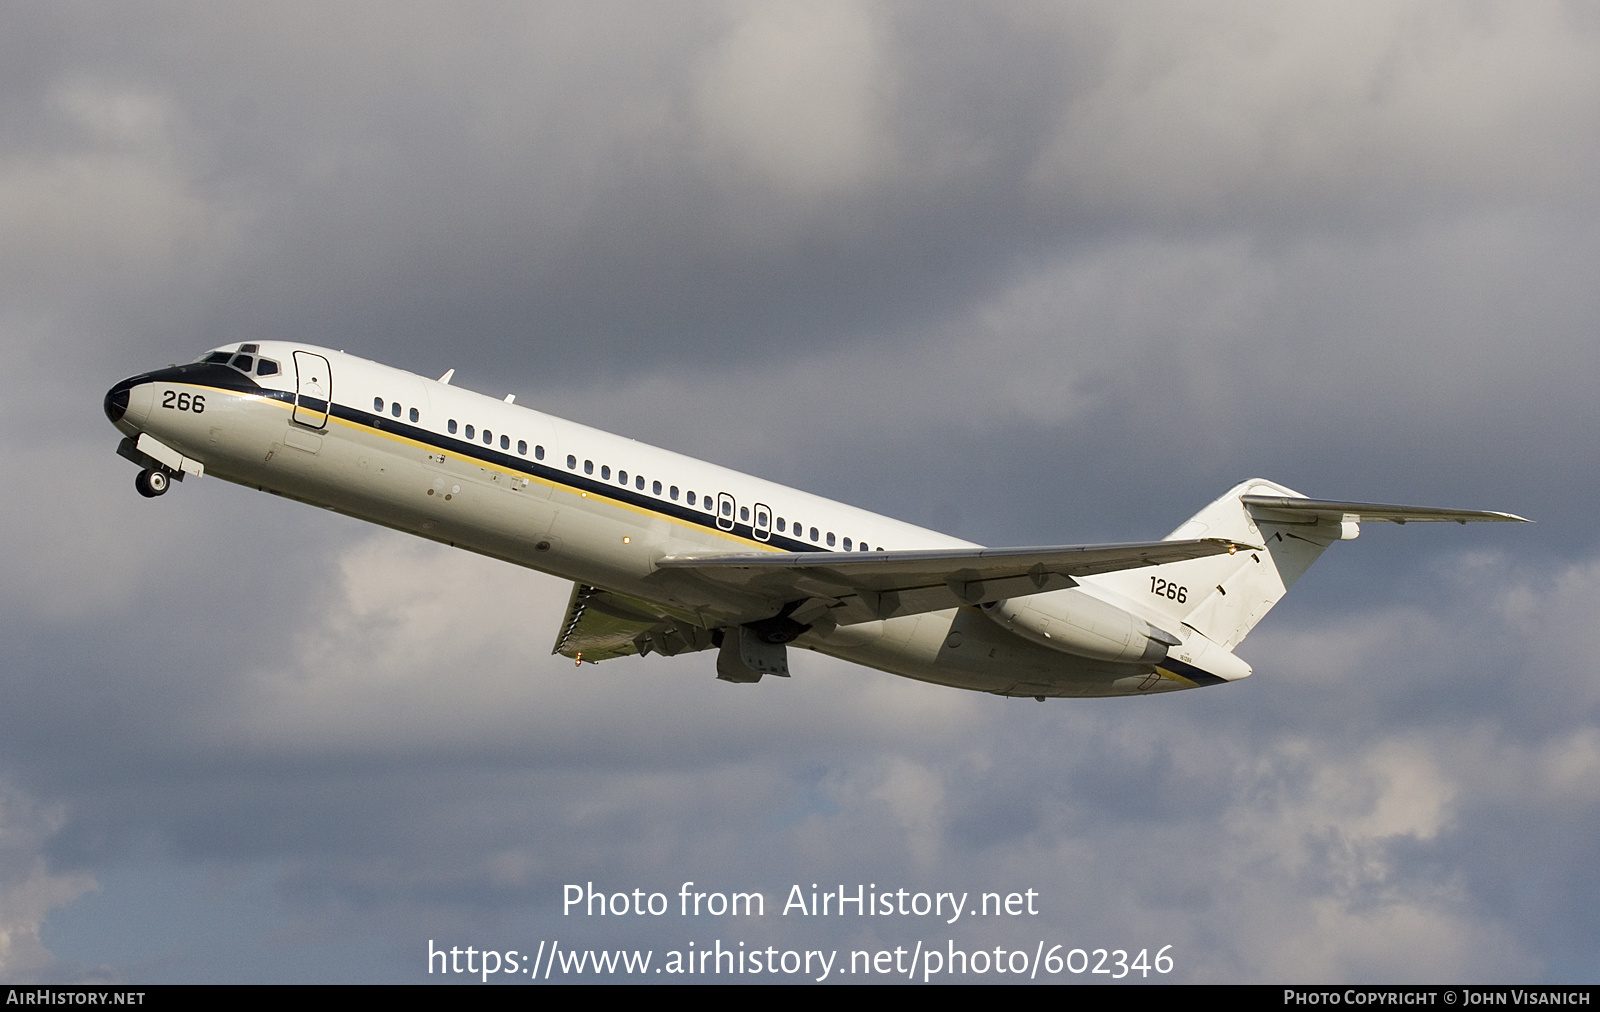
xmin=1150 ymin=577 xmax=1187 ymax=604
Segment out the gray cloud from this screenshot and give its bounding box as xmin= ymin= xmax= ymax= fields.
xmin=2 ymin=0 xmax=1596 ymax=983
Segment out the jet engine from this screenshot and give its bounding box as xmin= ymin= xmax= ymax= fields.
xmin=981 ymin=588 xmax=1178 ymax=664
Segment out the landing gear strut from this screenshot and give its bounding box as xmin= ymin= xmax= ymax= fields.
xmin=135 ymin=469 xmax=170 ymax=498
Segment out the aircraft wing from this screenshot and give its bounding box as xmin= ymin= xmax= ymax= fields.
xmin=1240 ymin=496 xmax=1529 ymax=524
xmin=654 ymin=538 xmax=1244 ymax=628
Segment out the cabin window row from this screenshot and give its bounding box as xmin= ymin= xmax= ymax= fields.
xmin=440 ymin=417 xmax=546 ymax=460
xmin=369 ymin=404 xmax=885 ymax=551
xmin=373 ymin=397 xmax=421 ymax=424
xmin=560 ymin=454 xmax=878 ymax=552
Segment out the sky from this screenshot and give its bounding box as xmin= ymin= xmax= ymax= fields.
xmin=2 ymin=0 xmax=1598 ymax=984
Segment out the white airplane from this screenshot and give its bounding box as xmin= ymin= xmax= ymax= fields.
xmin=104 ymin=342 xmax=1527 ymax=699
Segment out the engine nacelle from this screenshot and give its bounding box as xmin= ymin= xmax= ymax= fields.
xmin=981 ymin=589 xmax=1178 ymax=663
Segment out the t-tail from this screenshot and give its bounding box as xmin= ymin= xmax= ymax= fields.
xmin=1095 ymin=478 xmax=1339 ymax=653
xmin=989 ymin=479 xmax=1527 ymax=689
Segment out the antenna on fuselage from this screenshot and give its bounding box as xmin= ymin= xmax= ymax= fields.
xmin=438 ymin=369 xmax=454 ymax=385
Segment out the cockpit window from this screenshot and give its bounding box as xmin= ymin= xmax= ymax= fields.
xmin=231 ymin=355 xmax=254 ymax=372
xmin=238 ymin=343 xmax=259 ymax=354
xmin=203 ymin=351 xmax=231 ymax=364
xmin=256 ymin=359 xmax=278 ymax=377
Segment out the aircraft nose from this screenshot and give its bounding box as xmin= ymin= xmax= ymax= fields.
xmin=104 ymin=374 xmax=152 ymax=431
xmin=103 ymin=383 xmax=130 ymax=424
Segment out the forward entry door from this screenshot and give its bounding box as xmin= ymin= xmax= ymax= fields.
xmin=292 ymin=351 xmax=332 ymax=428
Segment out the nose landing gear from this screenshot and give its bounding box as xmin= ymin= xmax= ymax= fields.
xmin=135 ymin=469 xmax=170 ymax=498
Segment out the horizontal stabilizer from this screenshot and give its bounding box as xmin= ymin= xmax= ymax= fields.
xmin=655 ymin=538 xmax=1246 ymax=625
xmin=1241 ymin=496 xmax=1529 ymax=524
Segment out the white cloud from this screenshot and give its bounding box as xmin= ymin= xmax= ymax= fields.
xmin=0 ymin=785 xmax=96 ymax=980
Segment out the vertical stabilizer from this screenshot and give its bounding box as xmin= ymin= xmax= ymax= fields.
xmin=1088 ymin=479 xmax=1342 ymax=649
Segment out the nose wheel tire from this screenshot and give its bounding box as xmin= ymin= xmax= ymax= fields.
xmin=135 ymin=469 xmax=170 ymax=498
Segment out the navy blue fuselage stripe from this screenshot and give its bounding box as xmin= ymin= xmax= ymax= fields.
xmin=145 ymin=363 xmax=849 ymax=554
xmin=328 ymin=400 xmax=829 ymax=554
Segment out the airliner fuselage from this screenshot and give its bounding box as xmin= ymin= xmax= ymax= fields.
xmin=104 ymin=342 xmax=1525 ymax=699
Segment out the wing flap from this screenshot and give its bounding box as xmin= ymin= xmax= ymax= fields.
xmin=551 ymin=584 xmax=715 ymax=662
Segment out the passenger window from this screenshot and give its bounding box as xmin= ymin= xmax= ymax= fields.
xmin=483 ymin=430 xmax=493 ymax=445
xmin=720 ymin=500 xmax=730 ymax=516
xmin=535 ymin=446 xmax=545 ymax=460
xmin=670 ymin=486 xmax=679 ymax=500
xmin=601 ymin=465 xmax=610 ymax=480
xmin=687 ymin=491 xmax=695 ymax=506
xmin=636 ymin=475 xmax=645 ymax=490
xmin=257 ymin=359 xmax=279 ymax=377
xmin=448 ymin=420 xmax=458 ymax=434
xmin=740 ymin=506 xmax=749 ymax=521
xmin=500 ymin=435 xmax=509 ymax=450
xmin=652 ymin=480 xmax=662 ymax=495
xmin=827 ymin=533 xmax=836 ymax=547
xmin=374 ymin=397 xmax=384 ymax=412
xmin=465 ymin=424 xmax=475 ymax=440
xmin=843 ymin=538 xmax=852 ymax=551
xmin=618 ymin=470 xmax=627 ymax=485
xmin=584 ymin=460 xmax=594 ymax=475
xmin=567 ymin=455 xmax=576 ymax=469
xmin=409 ymin=407 xmax=418 ymax=422
xmin=392 ymin=402 xmax=401 ymax=418
xmin=810 ymin=527 xmax=819 ymax=542
xmin=777 ymin=518 xmax=786 ymax=532
xmin=517 ymin=440 xmax=527 ymax=455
